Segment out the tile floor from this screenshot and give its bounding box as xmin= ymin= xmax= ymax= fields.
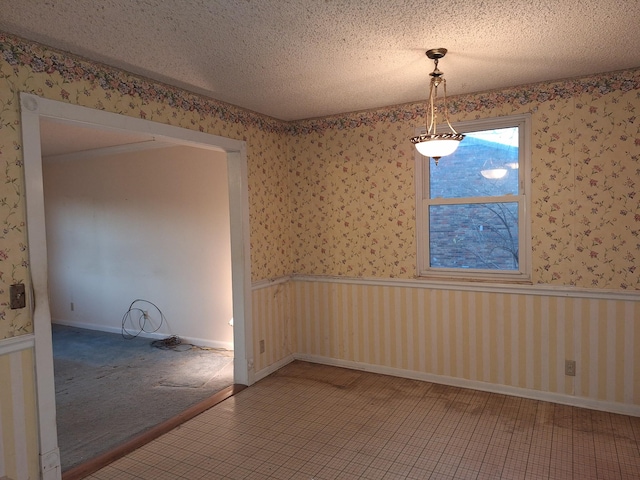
xmin=88 ymin=361 xmax=640 ymax=479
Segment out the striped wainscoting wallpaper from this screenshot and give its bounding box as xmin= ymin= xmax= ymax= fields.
xmin=0 ymin=337 xmax=39 ymax=480
xmin=252 ymin=280 xmax=296 ymax=374
xmin=290 ymin=278 xmax=640 ymax=415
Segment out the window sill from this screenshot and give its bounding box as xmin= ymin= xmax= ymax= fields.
xmin=417 ymin=270 xmax=532 ymax=286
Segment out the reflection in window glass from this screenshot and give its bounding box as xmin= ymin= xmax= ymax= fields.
xmin=429 ymin=127 xmax=519 ymax=199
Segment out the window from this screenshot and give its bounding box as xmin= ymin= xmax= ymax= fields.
xmin=416 ymin=114 xmax=531 ymax=281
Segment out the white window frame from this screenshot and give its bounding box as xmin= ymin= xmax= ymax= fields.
xmin=415 ymin=113 xmax=532 ymax=282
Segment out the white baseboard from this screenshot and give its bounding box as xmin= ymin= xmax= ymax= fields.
xmin=294 ymin=353 xmax=640 ymax=418
xmin=52 ymin=319 xmax=233 ymax=351
xmin=254 ymin=354 xmax=295 ymax=383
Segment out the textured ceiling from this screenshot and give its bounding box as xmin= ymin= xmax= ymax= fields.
xmin=2 ymin=0 xmax=640 ymax=121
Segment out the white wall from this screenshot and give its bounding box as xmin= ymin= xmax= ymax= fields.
xmin=43 ymin=145 xmax=234 ymax=349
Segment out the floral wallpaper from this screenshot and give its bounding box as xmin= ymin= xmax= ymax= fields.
xmin=289 ymin=71 xmax=640 ymax=289
xmin=0 ymin=33 xmax=291 ymax=339
xmin=0 ymin=32 xmax=639 ymax=339
xmin=289 ymin=123 xmax=416 ymax=278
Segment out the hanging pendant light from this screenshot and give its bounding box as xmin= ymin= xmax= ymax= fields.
xmin=410 ymin=48 xmax=464 ymax=165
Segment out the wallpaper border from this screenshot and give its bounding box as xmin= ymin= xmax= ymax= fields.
xmin=0 ymin=31 xmax=286 ymax=134
xmin=289 ymin=68 xmax=640 ymax=135
xmin=4 ymin=30 xmax=639 ymax=139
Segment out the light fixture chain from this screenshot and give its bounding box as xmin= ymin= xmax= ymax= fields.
xmin=427 ymin=80 xmax=436 ymax=134
xmin=441 ymin=78 xmax=459 ymax=134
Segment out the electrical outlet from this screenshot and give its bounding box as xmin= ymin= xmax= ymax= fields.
xmin=259 ymin=339 xmax=265 ymax=354
xmin=565 ymin=359 xmax=576 ymax=376
xmin=70 ymin=302 xmax=75 ymax=311
xmin=10 ymin=283 xmax=26 ymax=309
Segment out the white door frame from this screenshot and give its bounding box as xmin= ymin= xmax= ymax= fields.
xmin=19 ymin=93 xmax=254 ymax=480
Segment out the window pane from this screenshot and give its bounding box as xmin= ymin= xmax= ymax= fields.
xmin=429 ymin=203 xmax=519 ymax=270
xmin=429 ymin=127 xmax=519 ymax=199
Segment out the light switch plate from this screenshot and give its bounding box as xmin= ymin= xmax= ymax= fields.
xmin=10 ymin=283 xmax=26 ymax=309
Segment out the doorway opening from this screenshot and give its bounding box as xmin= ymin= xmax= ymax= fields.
xmin=20 ymin=93 xmax=253 ymax=478
xmin=42 ymin=131 xmax=237 ymax=470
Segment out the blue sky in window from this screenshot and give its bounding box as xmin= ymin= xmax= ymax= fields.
xmin=467 ymin=127 xmax=518 ymax=147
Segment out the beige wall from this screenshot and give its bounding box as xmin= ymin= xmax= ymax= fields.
xmin=43 ymin=145 xmax=234 ymax=347
xmin=281 ymin=68 xmax=640 ymax=414
xmin=0 ymin=31 xmax=639 ymax=476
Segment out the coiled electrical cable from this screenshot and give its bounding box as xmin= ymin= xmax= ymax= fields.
xmin=121 ymin=299 xmax=166 ymax=339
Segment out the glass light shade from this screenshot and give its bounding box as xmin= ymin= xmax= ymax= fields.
xmin=481 ymin=168 xmax=508 ymax=179
xmin=412 ymin=134 xmax=463 ymax=158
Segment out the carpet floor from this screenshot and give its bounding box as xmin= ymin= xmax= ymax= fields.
xmin=52 ymin=324 xmax=234 ymax=472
